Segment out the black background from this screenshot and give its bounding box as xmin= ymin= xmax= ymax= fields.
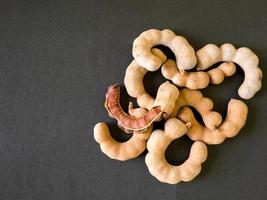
xmin=1 ymin=0 xmax=267 ymax=199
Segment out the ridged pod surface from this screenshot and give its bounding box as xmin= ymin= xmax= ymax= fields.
xmin=124 ymin=48 xmax=167 ymax=109
xmin=162 ymin=59 xmax=236 ymax=89
xmin=145 ymin=118 xmax=207 ymax=184
xmin=133 ymin=29 xmax=196 ymax=71
xmin=178 ymin=99 xmax=248 ymax=144
xmin=94 ymin=106 xmax=153 ymax=161
xmin=196 ymin=43 xmax=262 ymax=99
xmin=170 ymin=89 xmax=222 ymax=131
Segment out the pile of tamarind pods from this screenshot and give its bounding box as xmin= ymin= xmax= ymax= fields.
xmin=94 ymin=29 xmax=262 ymax=184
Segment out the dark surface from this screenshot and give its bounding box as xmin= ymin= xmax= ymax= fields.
xmin=0 ymin=0 xmax=267 ymax=199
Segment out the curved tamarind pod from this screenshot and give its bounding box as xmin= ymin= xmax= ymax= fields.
xmin=132 ymin=29 xmax=197 ymax=71
xmin=125 ymin=53 xmax=180 ymax=114
xmin=151 ymin=81 xmax=179 ymax=118
xmin=196 ymin=43 xmax=262 ymax=99
xmin=104 ymin=84 xmax=163 ymax=133
xmin=178 ymin=99 xmax=248 ymax=145
xmin=170 ymin=89 xmax=222 ymax=130
xmin=145 ymin=118 xmax=207 ymax=184
xmin=161 ymin=59 xmax=236 ymax=89
xmin=124 ymin=48 xmax=166 ymax=109
xmin=94 ymin=106 xmax=152 ymax=161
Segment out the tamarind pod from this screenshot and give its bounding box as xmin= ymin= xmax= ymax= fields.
xmin=196 ymin=43 xmax=262 ymax=99
xmin=145 ymin=118 xmax=207 ymax=184
xmin=94 ymin=105 xmax=153 ymax=161
xmin=178 ymin=99 xmax=248 ymax=144
xmin=170 ymin=89 xmax=222 ymax=131
xmin=104 ymin=84 xmax=163 ymax=133
xmin=132 ymin=29 xmax=196 ymax=71
xmin=162 ymin=59 xmax=236 ymax=89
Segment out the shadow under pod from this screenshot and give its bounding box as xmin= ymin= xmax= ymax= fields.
xmin=118 ymin=85 xmax=139 ymax=112
xmin=143 ymin=45 xmax=176 ymax=98
xmin=165 ymin=135 xmax=193 ymax=166
xmin=108 ymin=123 xmax=132 ymax=143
